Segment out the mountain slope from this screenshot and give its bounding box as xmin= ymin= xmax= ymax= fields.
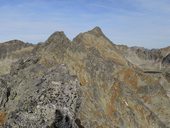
xmin=33 ymin=27 xmax=170 ymax=127
xmin=116 ymin=45 xmax=170 ymax=71
xmin=0 ymin=27 xmax=170 ymax=128
xmin=0 ymin=40 xmax=34 ymax=75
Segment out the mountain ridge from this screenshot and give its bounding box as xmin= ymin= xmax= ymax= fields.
xmin=0 ymin=27 xmax=169 ymax=128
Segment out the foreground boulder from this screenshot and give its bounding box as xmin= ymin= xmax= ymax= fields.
xmin=0 ymin=56 xmax=82 ymax=128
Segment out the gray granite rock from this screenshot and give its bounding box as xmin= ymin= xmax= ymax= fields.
xmin=0 ymin=56 xmax=82 ymax=128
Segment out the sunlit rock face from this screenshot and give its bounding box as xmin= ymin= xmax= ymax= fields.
xmin=0 ymin=27 xmax=170 ymax=128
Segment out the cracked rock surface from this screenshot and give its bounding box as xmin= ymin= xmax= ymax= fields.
xmin=0 ymin=56 xmax=82 ymax=128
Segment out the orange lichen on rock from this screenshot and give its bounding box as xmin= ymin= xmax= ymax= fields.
xmin=106 ymin=102 xmax=115 ymax=117
xmin=119 ymin=68 xmax=138 ymax=89
xmin=0 ymin=112 xmax=6 ymax=125
xmin=110 ymin=82 xmax=120 ymax=102
xmin=106 ymin=82 xmax=121 ymax=116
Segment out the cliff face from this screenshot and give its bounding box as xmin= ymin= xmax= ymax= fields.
xmin=0 ymin=27 xmax=170 ymax=128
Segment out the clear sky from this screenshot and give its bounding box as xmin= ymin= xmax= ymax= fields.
xmin=0 ymin=0 xmax=170 ymax=48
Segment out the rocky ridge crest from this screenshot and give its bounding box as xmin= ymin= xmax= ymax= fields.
xmin=0 ymin=27 xmax=170 ymax=128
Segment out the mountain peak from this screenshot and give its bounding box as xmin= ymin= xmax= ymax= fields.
xmin=47 ymin=31 xmax=69 ymax=42
xmin=41 ymin=31 xmax=70 ymax=52
xmin=87 ymin=26 xmax=104 ymax=37
xmin=91 ymin=26 xmax=102 ymax=32
xmin=0 ymin=27 xmax=170 ymax=128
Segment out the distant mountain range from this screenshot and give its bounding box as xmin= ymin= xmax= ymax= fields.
xmin=0 ymin=27 xmax=169 ymax=128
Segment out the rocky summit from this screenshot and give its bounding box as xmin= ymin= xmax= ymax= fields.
xmin=0 ymin=27 xmax=170 ymax=128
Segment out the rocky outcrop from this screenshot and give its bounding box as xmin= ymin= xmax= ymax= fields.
xmin=0 ymin=40 xmax=34 ymax=75
xmin=116 ymin=45 xmax=170 ymax=71
xmin=0 ymin=56 xmax=82 ymax=127
xmin=0 ymin=40 xmax=32 ymax=59
xmin=0 ymin=27 xmax=170 ymax=127
xmin=162 ymin=53 xmax=170 ymax=66
xmin=131 ymin=47 xmax=163 ymax=61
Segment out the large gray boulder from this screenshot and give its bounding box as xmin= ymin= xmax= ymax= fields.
xmin=0 ymin=56 xmax=82 ymax=128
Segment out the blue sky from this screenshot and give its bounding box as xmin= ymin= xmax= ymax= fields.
xmin=0 ymin=0 xmax=170 ymax=48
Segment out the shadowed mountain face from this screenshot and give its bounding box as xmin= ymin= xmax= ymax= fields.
xmin=0 ymin=27 xmax=170 ymax=128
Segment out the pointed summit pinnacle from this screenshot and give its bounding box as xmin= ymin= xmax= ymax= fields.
xmin=45 ymin=31 xmax=70 ymax=46
xmin=87 ymin=26 xmax=104 ymax=37
xmin=47 ymin=31 xmax=68 ymax=42
xmin=91 ymin=26 xmax=102 ymax=32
